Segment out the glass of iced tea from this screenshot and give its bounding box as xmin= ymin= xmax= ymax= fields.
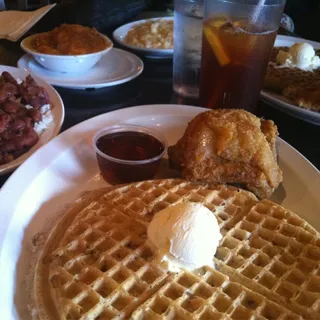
xmin=199 ymin=0 xmax=286 ymax=111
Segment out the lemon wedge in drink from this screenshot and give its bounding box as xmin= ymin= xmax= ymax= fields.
xmin=204 ymin=25 xmax=230 ymax=67
xmin=210 ymin=18 xmax=228 ymax=29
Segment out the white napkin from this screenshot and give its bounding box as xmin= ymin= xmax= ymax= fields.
xmin=0 ymin=4 xmax=56 ymax=42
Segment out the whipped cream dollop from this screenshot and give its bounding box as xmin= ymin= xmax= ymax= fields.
xmin=147 ymin=202 xmax=222 ymax=272
xmin=276 ymin=42 xmax=320 ymax=71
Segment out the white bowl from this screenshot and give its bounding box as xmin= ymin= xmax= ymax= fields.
xmin=113 ymin=17 xmax=173 ymax=59
xmin=20 ymin=34 xmax=113 ymax=73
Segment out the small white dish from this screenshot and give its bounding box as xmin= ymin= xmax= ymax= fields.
xmin=18 ymin=48 xmax=144 ymax=89
xmin=113 ymin=17 xmax=174 ymax=59
xmin=21 ymin=33 xmax=113 ymax=73
xmin=0 ymin=65 xmax=64 ymax=175
xmin=261 ymin=35 xmax=320 ymax=125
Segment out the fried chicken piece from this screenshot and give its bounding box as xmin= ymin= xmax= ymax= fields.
xmin=168 ymin=109 xmax=283 ymax=199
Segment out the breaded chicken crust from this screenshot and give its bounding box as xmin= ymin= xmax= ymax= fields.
xmin=168 ymin=109 xmax=283 ymax=198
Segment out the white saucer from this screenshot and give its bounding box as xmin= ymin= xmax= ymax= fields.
xmin=17 ymin=48 xmax=144 ymax=89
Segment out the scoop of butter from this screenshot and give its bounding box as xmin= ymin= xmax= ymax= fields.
xmin=147 ymin=202 xmax=222 ymax=272
xmin=276 ymin=42 xmax=320 ymax=71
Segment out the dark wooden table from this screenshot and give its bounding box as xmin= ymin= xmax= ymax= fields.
xmin=0 ymin=39 xmax=319 ymax=188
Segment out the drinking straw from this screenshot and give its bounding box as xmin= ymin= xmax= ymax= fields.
xmin=251 ymin=0 xmax=266 ymax=25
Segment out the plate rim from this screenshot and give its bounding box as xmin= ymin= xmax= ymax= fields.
xmin=260 ymin=90 xmax=320 ymax=123
xmin=112 ymin=16 xmax=174 ymax=56
xmin=0 ymin=104 xmax=319 ymax=250
xmin=261 ymin=34 xmax=320 ymax=124
xmin=0 ymin=65 xmax=65 ymax=174
xmin=17 ymin=48 xmax=144 ymax=89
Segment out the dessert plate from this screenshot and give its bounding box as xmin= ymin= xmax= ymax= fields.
xmin=17 ymin=48 xmax=144 ymax=89
xmin=113 ymin=17 xmax=174 ymax=59
xmin=0 ymin=65 xmax=64 ymax=175
xmin=0 ymin=104 xmax=319 ymax=319
xmin=261 ymin=35 xmax=320 ymax=125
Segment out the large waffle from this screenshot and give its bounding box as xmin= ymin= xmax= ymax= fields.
xmin=34 ymin=179 xmax=320 ymax=319
xmin=34 ymin=179 xmax=257 ymax=320
xmin=264 ymin=63 xmax=320 ymax=93
xmin=283 ymin=81 xmax=320 ymax=111
xmin=214 ymin=199 xmax=320 ymax=319
xmin=264 ymin=46 xmax=320 ymax=111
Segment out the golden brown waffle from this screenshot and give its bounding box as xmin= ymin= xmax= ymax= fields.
xmin=264 ymin=46 xmax=320 ymax=111
xmin=34 ymin=179 xmax=257 ymax=320
xmin=214 ymin=199 xmax=320 ymax=319
xmin=264 ymin=63 xmax=320 ymax=93
xmin=34 ymin=179 xmax=320 ymax=319
xmin=131 ymin=267 xmax=302 ymax=320
xmin=283 ymin=82 xmax=320 ymax=111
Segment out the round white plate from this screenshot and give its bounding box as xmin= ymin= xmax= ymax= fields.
xmin=113 ymin=17 xmax=174 ymax=59
xmin=0 ymin=65 xmax=64 ymax=175
xmin=17 ymin=48 xmax=144 ymax=89
xmin=0 ymin=104 xmax=319 ymax=319
xmin=261 ymin=35 xmax=320 ymax=125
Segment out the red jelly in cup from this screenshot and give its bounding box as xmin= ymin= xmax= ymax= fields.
xmin=93 ymin=125 xmax=167 ymax=184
